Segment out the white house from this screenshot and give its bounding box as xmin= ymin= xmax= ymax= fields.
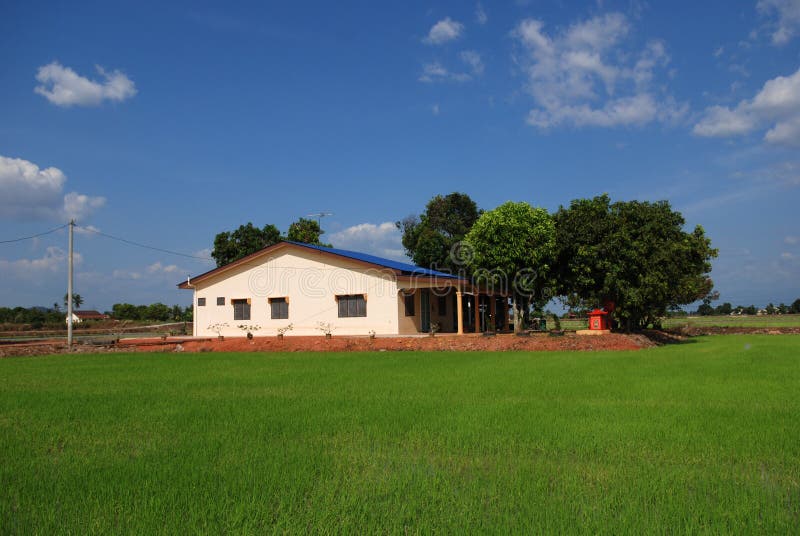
xmin=65 ymin=310 xmax=107 ymax=324
xmin=179 ymin=241 xmax=510 ymax=337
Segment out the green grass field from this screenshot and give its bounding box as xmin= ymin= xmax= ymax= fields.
xmin=554 ymin=314 xmax=800 ymax=331
xmin=1 ymin=336 xmax=798 ymax=533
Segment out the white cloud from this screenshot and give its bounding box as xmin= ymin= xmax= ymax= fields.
xmin=459 ymin=50 xmax=484 ymax=75
xmin=475 ymin=3 xmax=488 ymax=25
xmin=512 ymin=13 xmax=685 ymax=129
xmin=418 ymin=61 xmax=471 ymax=83
xmin=786 ymin=235 xmax=800 ymax=245
xmin=329 ymin=222 xmax=408 ymax=261
xmin=757 ymin=0 xmax=800 ymax=45
xmin=35 ymin=62 xmax=137 ymax=107
xmin=0 ymin=155 xmax=106 ymax=221
xmin=423 ymin=17 xmax=464 ymax=45
xmin=693 ymin=67 xmax=800 ymax=147
xmin=431 ymin=103 xmax=440 ymax=116
xmin=147 ymin=261 xmax=182 ymax=275
xmin=0 ymin=246 xmax=83 ymax=280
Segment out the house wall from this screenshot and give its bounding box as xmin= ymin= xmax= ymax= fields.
xmin=191 ymin=248 xmax=401 ymax=337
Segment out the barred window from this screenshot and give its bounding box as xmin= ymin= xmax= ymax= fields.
xmin=197 ymin=297 xmax=206 ymax=306
xmin=232 ymin=299 xmax=250 ymax=321
xmin=404 ymin=294 xmax=415 ymax=316
xmin=270 ymin=297 xmax=289 ymax=320
xmin=337 ymin=294 xmax=366 ymax=318
xmin=217 ymin=297 xmax=225 ymax=306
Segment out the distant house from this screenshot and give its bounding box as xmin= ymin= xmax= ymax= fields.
xmin=66 ymin=310 xmax=108 ymax=323
xmin=179 ymin=241 xmax=510 ymax=337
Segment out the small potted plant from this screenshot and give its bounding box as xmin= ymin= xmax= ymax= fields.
xmin=208 ymin=322 xmax=229 ymax=341
xmin=317 ymin=322 xmax=334 ymax=339
xmin=277 ymin=323 xmax=293 ymax=340
xmin=429 ymin=322 xmax=442 ymax=337
xmin=237 ymin=324 xmax=261 ymax=340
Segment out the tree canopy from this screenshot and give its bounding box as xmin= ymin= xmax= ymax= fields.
xmin=554 ymin=194 xmax=717 ymax=331
xmin=398 ymin=192 xmax=481 ymax=272
xmin=211 ymin=223 xmax=282 ymax=267
xmin=286 ymin=218 xmax=330 ymax=247
xmin=464 ymin=201 xmax=555 ymax=332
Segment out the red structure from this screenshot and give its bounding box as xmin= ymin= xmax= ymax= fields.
xmin=587 ymin=309 xmax=609 ymax=331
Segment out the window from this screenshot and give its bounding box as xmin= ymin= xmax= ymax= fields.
xmin=232 ymin=299 xmax=251 ymax=320
xmin=437 ymin=296 xmax=447 ymax=315
xmin=404 ymin=294 xmax=415 ymax=316
xmin=270 ymin=297 xmax=289 ymax=319
xmin=217 ymin=297 xmax=225 ymax=306
xmin=197 ymin=297 xmax=206 ymax=306
xmin=337 ymin=294 xmax=366 ymax=318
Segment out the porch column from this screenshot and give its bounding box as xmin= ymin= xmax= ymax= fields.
xmin=474 ymin=293 xmax=481 ymax=333
xmin=490 ymin=296 xmax=496 ymax=332
xmin=456 ymin=290 xmax=464 ymax=334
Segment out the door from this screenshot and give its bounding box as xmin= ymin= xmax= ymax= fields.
xmin=420 ymin=290 xmax=430 ymax=333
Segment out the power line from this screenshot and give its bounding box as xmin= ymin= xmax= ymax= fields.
xmin=75 ymin=224 xmax=213 ymax=261
xmin=0 ymin=223 xmax=68 ymax=244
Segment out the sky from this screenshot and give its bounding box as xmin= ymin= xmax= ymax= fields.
xmin=1 ymin=0 xmax=799 ymax=312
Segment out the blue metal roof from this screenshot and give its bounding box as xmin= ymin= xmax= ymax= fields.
xmin=287 ymin=241 xmax=462 ymax=279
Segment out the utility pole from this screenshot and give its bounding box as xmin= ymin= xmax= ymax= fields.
xmin=67 ymin=219 xmax=74 ymax=348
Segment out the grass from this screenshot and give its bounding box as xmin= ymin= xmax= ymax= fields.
xmin=663 ymin=314 xmax=800 ymax=329
xmin=1 ymin=336 xmax=798 ymax=533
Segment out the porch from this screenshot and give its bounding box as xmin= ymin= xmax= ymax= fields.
xmin=397 ymin=285 xmax=511 ymax=335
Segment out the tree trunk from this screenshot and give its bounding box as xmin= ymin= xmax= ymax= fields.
xmin=512 ymin=295 xmax=525 ymax=333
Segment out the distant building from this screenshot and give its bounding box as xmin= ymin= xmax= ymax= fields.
xmin=66 ymin=310 xmax=108 ymax=323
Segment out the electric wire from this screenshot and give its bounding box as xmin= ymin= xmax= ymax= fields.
xmin=0 ymin=224 xmax=68 ymax=244
xmin=74 ymin=224 xmax=213 ymax=261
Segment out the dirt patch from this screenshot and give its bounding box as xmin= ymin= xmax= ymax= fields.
xmin=1 ymin=333 xmax=647 ymax=357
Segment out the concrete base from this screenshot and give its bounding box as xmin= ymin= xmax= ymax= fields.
xmin=576 ymin=329 xmax=611 ymax=336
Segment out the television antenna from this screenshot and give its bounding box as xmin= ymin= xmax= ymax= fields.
xmin=306 ymin=212 xmax=334 ymax=227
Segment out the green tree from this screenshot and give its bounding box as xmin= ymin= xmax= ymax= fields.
xmin=286 ymin=217 xmax=330 ymax=246
xmin=716 ymin=302 xmax=733 ymax=315
xmin=791 ymin=299 xmax=800 ymax=314
xmin=211 ymin=222 xmax=282 ymax=267
xmin=554 ymin=195 xmax=717 ymax=331
xmin=63 ymin=293 xmax=84 ymax=309
xmin=398 ymin=192 xmax=481 ymax=272
xmin=464 ymin=201 xmax=556 ymax=333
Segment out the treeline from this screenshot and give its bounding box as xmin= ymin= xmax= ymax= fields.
xmin=696 ymin=300 xmax=800 ymax=316
xmin=110 ymin=303 xmax=192 ymax=322
xmin=0 ymin=307 xmax=65 ymax=329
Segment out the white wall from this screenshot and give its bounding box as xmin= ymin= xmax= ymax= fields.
xmin=190 ymin=248 xmax=401 ymax=337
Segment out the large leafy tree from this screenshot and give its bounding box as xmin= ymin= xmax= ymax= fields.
xmin=398 ymin=192 xmax=481 ymax=272
xmin=464 ymin=201 xmax=556 ymax=333
xmin=286 ymin=217 xmax=330 ymax=246
xmin=554 ymin=194 xmax=718 ymax=331
xmin=211 ymin=222 xmax=282 ymax=267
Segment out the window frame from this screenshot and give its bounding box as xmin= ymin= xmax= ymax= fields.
xmin=269 ymin=297 xmax=289 ymax=320
xmin=197 ymin=297 xmax=206 ymax=307
xmin=232 ymin=299 xmax=251 ymax=321
xmin=404 ymin=294 xmax=415 ymax=316
xmin=216 ymin=297 xmax=225 ymax=306
xmin=337 ymin=294 xmax=367 ymax=318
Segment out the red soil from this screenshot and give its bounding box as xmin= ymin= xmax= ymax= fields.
xmin=121 ymin=333 xmax=648 ymax=353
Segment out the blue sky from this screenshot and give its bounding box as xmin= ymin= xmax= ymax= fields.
xmin=1 ymin=0 xmax=799 ymax=311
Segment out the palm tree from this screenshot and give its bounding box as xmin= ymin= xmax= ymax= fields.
xmin=63 ymin=293 xmax=84 ymax=309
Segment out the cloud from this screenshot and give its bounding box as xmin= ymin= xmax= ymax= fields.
xmin=459 ymin=50 xmax=484 ymax=75
xmin=431 ymin=103 xmax=440 ymax=116
xmin=0 ymin=155 xmax=106 ymax=221
xmin=423 ymin=17 xmax=464 ymax=45
xmin=757 ymin=0 xmax=800 ymax=45
xmin=512 ymin=13 xmax=685 ymax=129
xmin=0 ymin=246 xmax=83 ymax=280
xmin=329 ymin=222 xmax=407 ymax=261
xmin=786 ymin=235 xmax=800 ymax=245
xmin=147 ymin=261 xmax=182 ymax=275
xmin=35 ymin=62 xmax=137 ymax=107
xmin=418 ymin=62 xmax=471 ymax=83
xmin=475 ymin=3 xmax=488 ymax=25
xmin=693 ymin=67 xmax=800 ymax=147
